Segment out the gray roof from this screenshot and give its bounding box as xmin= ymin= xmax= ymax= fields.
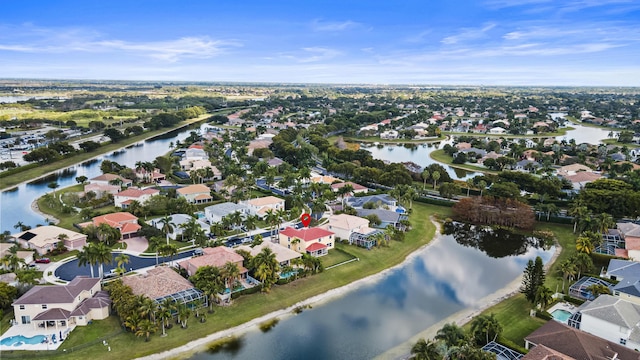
xmin=579 ymin=295 xmax=640 ymax=329
xmin=204 ymin=202 xmax=248 ymax=217
xmin=356 ymin=209 xmax=403 ymax=223
xmin=347 ymin=194 xmax=397 ymax=209
xmin=13 ymin=277 xmax=100 ymax=305
xmin=614 ymin=278 xmax=640 ymax=298
xmin=149 ymin=213 xmax=209 ymax=233
xmin=608 ymin=259 xmax=640 ymax=280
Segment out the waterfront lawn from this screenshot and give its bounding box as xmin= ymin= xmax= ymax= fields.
xmin=430 ymin=149 xmax=498 ymax=174
xmin=535 ymin=223 xmax=577 ymax=294
xmin=321 ymin=246 xmax=357 ymax=267
xmin=35 ymin=202 xmax=452 ymax=360
xmin=0 ymin=308 xmax=13 ymax=336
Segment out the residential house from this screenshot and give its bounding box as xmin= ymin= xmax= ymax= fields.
xmin=356 ymin=208 xmax=408 ymax=229
xmin=556 ymin=163 xmax=593 ymax=177
xmin=122 ymin=266 xmax=205 ymax=308
xmin=204 ymin=202 xmax=250 ymax=224
xmin=278 ymin=227 xmax=335 ymax=257
xmin=83 ymin=183 xmax=120 ymax=199
xmin=488 ymin=126 xmax=506 ymax=135
xmin=572 ymin=295 xmax=640 ymax=351
xmin=114 ymin=187 xmax=159 ymax=208
xmin=346 ymin=194 xmax=404 ymax=213
xmin=606 ymin=259 xmax=640 ymax=304
xmin=524 ymin=320 xmax=639 ymax=360
xmin=12 ymin=277 xmax=110 ymax=329
xmin=515 ymin=159 xmax=541 ymax=172
xmin=212 ymin=179 xmax=237 ymax=196
xmin=380 ymin=130 xmax=399 ymax=139
xmin=134 ymin=168 xmax=166 ymax=183
xmin=236 ymin=242 xmax=301 ymax=267
xmin=564 ymin=172 xmax=602 ymax=191
xmin=310 ymin=174 xmax=342 ymax=185
xmin=89 ymin=173 xmax=132 ymax=187
xmin=324 ymin=214 xmax=380 ymax=249
xmin=615 ymin=223 xmax=640 ymax=259
xmin=85 ymin=212 xmax=140 ymax=239
xmin=179 ymin=158 xmax=221 ymax=180
xmin=178 ymin=246 xmax=247 ymax=277
xmin=177 ymin=184 xmax=213 ymax=204
xmin=241 ymin=196 xmax=285 ymax=218
xmin=12 ymin=226 xmax=87 ymax=255
xmin=0 ymin=243 xmax=34 ymax=267
xmin=183 ymin=147 xmax=208 ymax=161
xmin=330 ymin=181 xmax=369 ymax=195
xmin=267 ymin=157 xmax=284 ymax=167
xmin=148 ymin=214 xmax=210 ymax=240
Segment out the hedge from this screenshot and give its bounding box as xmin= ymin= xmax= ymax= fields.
xmin=415 ymin=197 xmax=455 ymax=207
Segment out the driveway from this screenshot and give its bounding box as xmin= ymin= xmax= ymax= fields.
xmin=121 ymin=236 xmax=149 ymax=255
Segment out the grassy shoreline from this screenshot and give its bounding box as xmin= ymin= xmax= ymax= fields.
xmin=429 ymin=149 xmax=498 ymax=174
xmin=1 ymin=203 xmax=452 ymax=360
xmin=0 ymin=113 xmax=215 ymax=191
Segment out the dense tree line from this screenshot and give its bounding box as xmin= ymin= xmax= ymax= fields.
xmin=577 ymin=178 xmax=640 ymax=218
xmin=452 ymin=196 xmax=535 ymax=230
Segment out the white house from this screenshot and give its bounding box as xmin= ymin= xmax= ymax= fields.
xmin=488 ymin=126 xmax=506 ymax=134
xmin=204 ymin=202 xmax=250 ymax=224
xmin=380 ymin=130 xmax=399 ymax=139
xmin=241 ymin=196 xmax=285 ymax=218
xmin=148 ymin=214 xmax=210 ymax=240
xmin=12 ymin=226 xmax=87 ymax=255
xmin=114 ymin=187 xmax=159 ymax=208
xmin=575 ymin=295 xmax=640 ymax=350
xmin=177 ymin=184 xmax=213 ymax=204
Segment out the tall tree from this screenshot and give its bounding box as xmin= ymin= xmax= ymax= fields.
xmin=252 ymin=247 xmax=280 ymax=292
xmin=158 ymin=215 xmax=176 ymax=245
xmin=469 ymin=313 xmax=502 ymax=346
xmin=411 ymin=338 xmax=442 ymax=360
xmin=520 ymin=256 xmax=545 ymax=305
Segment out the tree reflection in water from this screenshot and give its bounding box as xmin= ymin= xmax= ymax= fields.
xmin=442 ymin=221 xmax=551 ymax=258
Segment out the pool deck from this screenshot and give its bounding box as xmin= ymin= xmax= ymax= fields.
xmin=548 ymin=302 xmax=577 ymax=323
xmin=0 ymin=324 xmax=75 ymax=351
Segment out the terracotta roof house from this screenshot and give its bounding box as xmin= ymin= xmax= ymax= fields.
xmin=278 ymin=227 xmax=335 ymax=257
xmin=177 ymin=184 xmax=213 ymax=204
xmin=310 ymin=175 xmax=342 ymax=185
xmin=557 ymin=163 xmax=593 ymax=177
xmin=89 ymin=173 xmax=132 ymax=187
xmin=83 ymin=212 xmax=140 ymax=239
xmin=564 ymin=172 xmax=602 ymax=191
xmin=525 ymin=320 xmax=640 ymax=360
xmin=236 ymin=242 xmax=302 ymax=267
xmin=330 ymin=181 xmax=368 ymax=195
xmin=178 ymin=247 xmax=247 ymax=276
xmin=114 ymin=187 xmax=159 ymax=208
xmin=241 ymin=196 xmax=285 ymax=218
xmin=11 ymin=226 xmax=87 ymax=255
xmin=573 ymin=295 xmax=640 ymax=351
xmin=521 ymin=344 xmax=576 ymax=359
xmin=12 ymin=277 xmax=110 ymax=329
xmin=0 ymin=243 xmax=34 ymax=268
xmin=121 ymin=266 xmax=206 ymax=308
xmin=616 ymin=223 xmax=640 ymax=260
xmin=134 ymin=168 xmax=166 ymax=183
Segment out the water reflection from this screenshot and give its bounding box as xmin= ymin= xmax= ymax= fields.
xmin=443 ymin=222 xmax=550 ymax=258
xmin=190 ymin=230 xmax=554 ymax=360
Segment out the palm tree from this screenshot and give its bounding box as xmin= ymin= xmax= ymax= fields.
xmin=77 ymin=247 xmax=96 ymax=278
xmin=575 ymin=235 xmax=594 ymax=254
xmin=411 ymin=338 xmax=442 ymax=360
xmin=115 ymin=253 xmax=130 ymax=276
xmin=535 ymin=285 xmax=554 ymax=311
xmin=97 ymin=223 xmax=120 ymax=246
xmin=265 ymin=209 xmax=278 ymax=239
xmin=477 ymin=180 xmax=487 ymax=196
xmin=158 ymin=215 xmax=176 ymax=245
xmin=135 ymin=319 xmax=158 ymax=342
xmin=572 ymin=252 xmax=593 ymax=279
xmin=221 ymin=262 xmax=241 ymax=296
xmin=421 ymin=169 xmax=430 ymax=191
xmin=593 ymin=213 xmax=615 ymax=234
xmin=190 ymin=266 xmax=224 ymax=311
xmin=431 ymin=171 xmax=440 ymax=189
xmin=569 ymin=205 xmax=590 ymax=234
xmin=158 ymin=243 xmax=178 ymax=265
xmin=252 ymin=247 xmax=280 ymax=292
xmin=559 ymin=260 xmax=577 ymax=293
xmin=177 ymin=304 xmax=192 ymax=328
xmin=92 ymin=242 xmax=112 ymax=278
xmin=124 ymin=312 xmax=142 ymax=332
xmin=469 ymin=313 xmax=502 ymax=346
xmin=2 ymin=253 xmax=25 ymax=271
xmin=434 ymin=323 xmax=466 ymax=348
xmin=157 ymin=300 xmax=174 ymax=336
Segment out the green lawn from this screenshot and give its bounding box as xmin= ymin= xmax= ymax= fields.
xmin=429 ymin=149 xmax=498 ymax=174
xmin=321 ymin=246 xmax=357 ymax=267
xmin=20 ymin=202 xmax=451 ymax=360
xmin=0 ymin=309 xmax=14 ymax=336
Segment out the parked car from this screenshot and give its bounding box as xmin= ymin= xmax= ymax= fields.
xmin=35 ymin=258 xmax=50 ymax=264
xmin=28 ymin=264 xmax=38 ymax=269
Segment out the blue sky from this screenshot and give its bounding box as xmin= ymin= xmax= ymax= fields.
xmin=1 ymin=0 xmax=639 ymax=86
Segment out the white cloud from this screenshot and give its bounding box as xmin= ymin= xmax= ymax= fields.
xmin=441 ymin=23 xmax=496 ymax=45
xmin=311 ymin=20 xmax=362 ymax=32
xmin=298 ymin=47 xmax=341 ymax=63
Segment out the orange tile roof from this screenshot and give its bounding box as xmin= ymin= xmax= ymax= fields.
xmin=179 ymin=246 xmax=245 ymax=271
xmin=306 ymin=242 xmax=327 ymax=252
xmin=116 ymin=188 xmax=159 ymax=198
xmin=177 ymin=184 xmax=211 ymax=195
xmin=279 ymin=227 xmax=334 ymax=242
xmin=92 ymin=212 xmax=138 ymax=227
xmin=626 ymin=236 xmax=640 ymax=250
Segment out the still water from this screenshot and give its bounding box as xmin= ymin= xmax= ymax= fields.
xmin=0 ymin=125 xmax=201 ymax=233
xmin=190 ymin=226 xmax=554 ymax=360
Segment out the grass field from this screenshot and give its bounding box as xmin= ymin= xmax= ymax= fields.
xmin=429 ymin=149 xmax=498 ymax=174
xmin=0 ymin=202 xmax=452 ymax=360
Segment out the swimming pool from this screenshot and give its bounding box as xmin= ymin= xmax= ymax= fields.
xmin=279 ymin=270 xmax=299 ymax=279
xmin=0 ymin=334 xmax=47 ymax=346
xmin=551 ymin=309 xmax=572 ymax=323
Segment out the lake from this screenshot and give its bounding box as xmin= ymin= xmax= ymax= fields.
xmin=189 ymin=225 xmax=554 ymax=360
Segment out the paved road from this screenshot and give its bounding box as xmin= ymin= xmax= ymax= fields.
xmin=54 ymin=250 xmax=196 ymax=281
